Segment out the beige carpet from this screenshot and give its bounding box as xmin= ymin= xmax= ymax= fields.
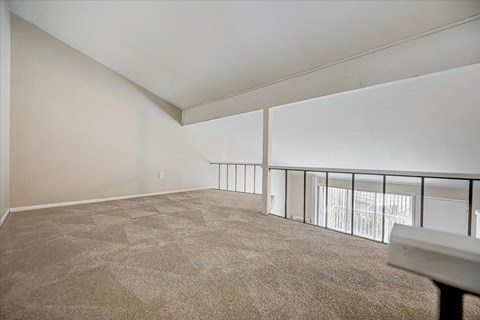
xmin=0 ymin=189 xmax=479 ymax=320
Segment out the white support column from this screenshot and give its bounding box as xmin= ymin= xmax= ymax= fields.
xmin=262 ymin=108 xmax=272 ymax=215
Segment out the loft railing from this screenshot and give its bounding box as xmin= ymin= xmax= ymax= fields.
xmin=211 ymin=162 xmax=262 ymax=194
xmin=211 ymin=163 xmax=480 ymax=243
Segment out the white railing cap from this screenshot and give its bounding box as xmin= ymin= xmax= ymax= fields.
xmin=388 ymin=224 xmax=480 ymax=295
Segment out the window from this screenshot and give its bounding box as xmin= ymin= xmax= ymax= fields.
xmin=316 ymin=185 xmax=415 ymax=242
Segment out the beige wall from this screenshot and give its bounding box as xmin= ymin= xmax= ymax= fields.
xmin=0 ymin=0 xmax=10 ymax=221
xmin=10 ymin=15 xmax=211 ymax=208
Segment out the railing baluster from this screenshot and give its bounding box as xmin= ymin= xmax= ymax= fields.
xmin=285 ymin=169 xmax=288 ymax=219
xmin=420 ymin=177 xmax=425 ymax=228
xmin=468 ymin=179 xmax=473 ymax=237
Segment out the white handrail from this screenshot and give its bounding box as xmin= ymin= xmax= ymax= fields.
xmin=387 ymin=224 xmax=480 ymax=295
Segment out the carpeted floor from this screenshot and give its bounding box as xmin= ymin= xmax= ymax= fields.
xmin=0 ymin=189 xmax=479 ymax=320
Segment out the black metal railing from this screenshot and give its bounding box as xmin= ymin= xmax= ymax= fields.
xmin=211 ymin=163 xmax=480 ymax=243
xmin=269 ymin=166 xmax=480 ymax=243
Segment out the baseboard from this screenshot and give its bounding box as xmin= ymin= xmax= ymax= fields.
xmin=0 ymin=209 xmax=10 ymax=228
xmin=9 ymin=187 xmax=209 ymax=213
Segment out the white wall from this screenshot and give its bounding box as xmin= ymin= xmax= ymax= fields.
xmin=186 ymin=63 xmax=480 ymax=175
xmin=0 ymin=0 xmax=10 ymax=223
xmin=182 ymin=110 xmax=263 ymax=192
xmin=183 ymin=110 xmax=262 ymax=164
xmin=10 ymin=15 xmax=210 ymax=208
xmin=272 ymin=64 xmax=480 ymax=174
xmin=269 ymin=65 xmax=480 ymax=236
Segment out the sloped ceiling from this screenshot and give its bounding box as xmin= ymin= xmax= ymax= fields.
xmin=10 ymin=1 xmax=480 ymax=116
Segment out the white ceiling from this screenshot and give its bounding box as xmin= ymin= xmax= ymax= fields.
xmin=10 ymin=1 xmax=480 ymax=110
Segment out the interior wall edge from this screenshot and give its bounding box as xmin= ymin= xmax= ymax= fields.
xmin=0 ymin=0 xmax=11 ymax=224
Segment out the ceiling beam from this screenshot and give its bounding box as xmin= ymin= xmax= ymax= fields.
xmin=182 ymin=17 xmax=480 ymax=125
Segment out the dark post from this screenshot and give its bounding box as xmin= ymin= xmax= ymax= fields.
xmin=434 ymin=281 xmax=463 ymax=320
xmin=285 ymin=169 xmax=288 ymax=219
xmin=468 ymin=180 xmax=473 ymax=236
xmin=420 ymin=177 xmax=425 ymax=227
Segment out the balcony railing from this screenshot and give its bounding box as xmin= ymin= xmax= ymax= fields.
xmin=211 ymin=162 xmax=262 ymax=194
xmin=211 ymin=163 xmax=480 ymax=243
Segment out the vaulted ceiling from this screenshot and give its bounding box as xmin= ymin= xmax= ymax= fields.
xmin=10 ymin=1 xmax=480 ymax=123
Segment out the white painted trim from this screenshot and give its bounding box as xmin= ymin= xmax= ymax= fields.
xmin=0 ymin=209 xmax=10 ymax=228
xmin=388 ymin=224 xmax=480 ymax=295
xmin=9 ymin=187 xmax=209 ymax=213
